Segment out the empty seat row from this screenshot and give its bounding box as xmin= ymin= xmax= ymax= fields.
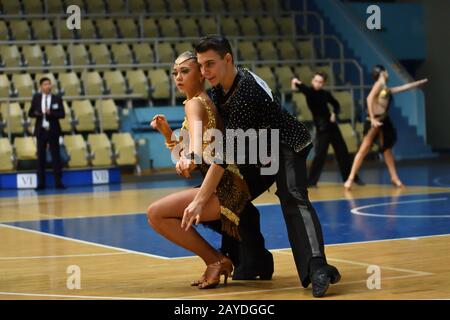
xmin=0 ymin=132 xmax=137 ymax=171
xmin=0 ymin=0 xmax=282 ymax=15
xmin=0 ymin=99 xmax=120 ymax=135
xmin=0 ymin=15 xmax=296 ymax=41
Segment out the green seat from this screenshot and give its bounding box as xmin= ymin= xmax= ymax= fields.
xmin=95 ymin=99 xmax=119 ymax=131
xmin=148 ymin=69 xmax=170 ymax=100
xmin=112 ymin=132 xmax=137 ymax=166
xmin=132 ymin=43 xmax=154 ymax=64
xmin=72 ymin=99 xmax=96 ymax=132
xmin=14 ymin=137 xmax=37 ymax=160
xmin=63 ymin=134 xmax=89 ymax=167
xmin=81 ymin=71 xmax=104 ymax=95
xmin=22 ymin=45 xmax=45 ymax=67
xmin=88 ymin=133 xmax=113 ymax=167
xmin=292 ymin=93 xmax=312 ymax=122
xmin=126 ymin=70 xmax=150 ymax=98
xmin=333 ymin=91 xmax=354 ymax=122
xmin=103 ymin=70 xmax=127 ymax=95
xmin=1 ymin=102 xmax=25 ymax=135
xmin=0 ymin=138 xmax=14 ymax=171
xmin=58 ymin=72 xmax=82 ymax=96
xmin=12 ymin=74 xmax=34 ymax=97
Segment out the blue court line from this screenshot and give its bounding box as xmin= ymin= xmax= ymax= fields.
xmin=3 ymin=192 xmax=450 ymax=258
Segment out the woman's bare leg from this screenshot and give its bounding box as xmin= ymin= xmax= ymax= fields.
xmin=344 ymin=127 xmax=379 ymax=189
xmin=147 ymin=188 xmax=223 ymax=265
xmin=383 ymin=148 xmax=404 ymax=187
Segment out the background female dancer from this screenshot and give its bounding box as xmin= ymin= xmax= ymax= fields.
xmin=148 ymin=51 xmax=263 ymax=290
xmin=344 ymin=65 xmax=428 ymax=190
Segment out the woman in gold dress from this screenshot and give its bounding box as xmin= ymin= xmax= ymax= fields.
xmin=147 ymin=52 xmax=252 ymax=289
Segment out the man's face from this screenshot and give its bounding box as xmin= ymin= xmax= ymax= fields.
xmin=196 ymin=49 xmax=231 ymax=87
xmin=40 ymin=80 xmax=52 ymax=94
xmin=311 ymin=75 xmax=325 ymax=91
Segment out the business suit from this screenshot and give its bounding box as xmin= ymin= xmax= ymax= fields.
xmin=28 ymin=93 xmax=65 ymax=188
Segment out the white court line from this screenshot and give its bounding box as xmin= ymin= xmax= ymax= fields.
xmin=0 ymin=291 xmax=161 ymax=300
xmin=0 ymin=252 xmax=130 ymax=261
xmin=351 ymin=197 xmax=450 ymax=218
xmin=0 ymin=223 xmax=171 ymax=260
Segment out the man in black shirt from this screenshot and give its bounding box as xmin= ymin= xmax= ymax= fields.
xmin=180 ymin=36 xmax=341 ymax=298
xmin=291 ymin=73 xmax=363 ymax=187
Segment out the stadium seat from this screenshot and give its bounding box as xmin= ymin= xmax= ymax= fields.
xmin=96 ymin=19 xmax=118 ymax=39
xmin=237 ymin=41 xmax=257 ymax=61
xmin=1 ymin=102 xmax=25 ymax=135
xmin=31 ymin=19 xmax=53 ymax=40
xmin=298 ymin=39 xmax=316 ymax=61
xmin=207 ymin=0 xmax=226 ymax=12
xmin=159 ymin=18 xmax=180 ymax=38
xmin=225 ymin=0 xmax=245 ymax=11
xmin=142 ymin=18 xmax=159 ymax=38
xmin=95 ymin=99 xmax=119 ymax=131
xmin=81 ymin=71 xmax=104 ymax=95
xmin=22 ymin=45 xmax=45 ymax=67
xmin=46 ymin=0 xmax=65 ymax=13
xmin=111 ymin=43 xmax=133 ymax=64
xmin=1 ymin=1 xmax=21 ymax=14
xmin=59 ymin=101 xmax=73 ymax=133
xmin=128 ymin=0 xmax=147 ymax=13
xmin=0 ymin=74 xmax=12 ymax=97
xmin=187 ymin=0 xmax=204 ymax=12
xmin=89 ymin=44 xmax=111 ymax=65
xmin=0 ymin=138 xmax=14 ymax=171
xmin=103 ymin=70 xmax=127 ymax=95
xmin=278 ymin=40 xmax=299 ymax=60
xmin=274 ymin=66 xmax=295 ymax=92
xmin=22 ymin=0 xmax=43 ymax=14
xmin=257 ymin=16 xmax=279 ymax=36
xmin=14 ymin=136 xmax=37 ymax=160
xmin=87 ymin=0 xmax=105 ymax=13
xmin=292 ymin=93 xmax=313 ymax=122
xmin=169 ymin=0 xmax=187 ymax=12
xmin=256 ymin=41 xmax=278 ymax=61
xmin=44 ymin=44 xmax=67 ymax=66
xmin=9 ymin=20 xmax=31 ymax=41
xmin=72 ymin=99 xmax=96 ymax=132
xmin=77 ymin=19 xmax=97 ymax=39
xmin=108 ymin=0 xmax=126 ymax=13
xmin=88 ymin=133 xmax=113 ymax=166
xmin=294 ymin=65 xmax=315 ymax=83
xmin=277 ymin=17 xmax=295 ymax=36
xmin=174 ymin=42 xmax=194 ymax=56
xmin=147 ymin=0 xmax=166 ymax=12
xmin=148 ymin=69 xmax=170 ymax=100
xmin=63 ymin=134 xmax=89 ymax=168
xmin=55 ymin=19 xmax=75 ymax=39
xmin=58 ymin=72 xmax=82 ymax=96
xmin=112 ymin=132 xmax=137 ymax=166
xmin=240 ymin=17 xmax=259 ymax=37
xmin=200 ymin=17 xmax=218 ymax=34
xmin=126 ymin=70 xmax=150 ymax=98
xmin=0 ymin=20 xmax=8 ymax=41
xmin=333 ymin=91 xmax=354 ymax=122
xmin=221 ymin=17 xmax=240 ymax=36
xmin=178 ymin=18 xmax=199 ymax=37
xmin=116 ymin=18 xmax=139 ymax=38
xmin=155 ymin=42 xmax=175 ymax=63
xmin=0 ymin=45 xmax=22 ymax=67
xmin=11 ymin=74 xmax=34 ymax=97
xmin=339 ymin=123 xmax=358 ymax=153
xmin=132 ymin=43 xmax=154 ymax=64
xmin=67 ymin=44 xmax=90 ymax=65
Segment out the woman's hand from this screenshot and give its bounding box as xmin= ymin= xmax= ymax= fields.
xmin=175 ymin=157 xmax=196 ymax=179
xmin=181 ymin=200 xmax=204 ymax=231
xmin=371 ymin=118 xmax=383 ymax=128
xmin=150 ymin=114 xmax=172 ymax=140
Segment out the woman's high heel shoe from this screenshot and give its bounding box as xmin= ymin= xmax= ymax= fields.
xmin=391 ymin=179 xmax=405 ymax=188
xmin=198 ymin=257 xmax=233 ymax=289
xmin=344 ymin=178 xmax=353 ymax=190
xmin=191 ymin=273 xmax=206 ymax=287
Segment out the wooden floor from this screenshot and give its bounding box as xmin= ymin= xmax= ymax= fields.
xmin=1 ymin=181 xmax=450 ymax=300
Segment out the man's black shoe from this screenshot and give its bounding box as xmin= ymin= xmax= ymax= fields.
xmin=311 ymin=265 xmax=341 ymax=298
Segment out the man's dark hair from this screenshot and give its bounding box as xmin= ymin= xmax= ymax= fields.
xmin=39 ymin=77 xmax=51 ymax=85
xmin=314 ymin=72 xmax=327 ymax=82
xmin=193 ymin=35 xmax=233 ymax=61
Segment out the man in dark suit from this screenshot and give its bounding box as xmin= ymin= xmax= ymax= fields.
xmin=28 ymin=77 xmax=66 ymax=190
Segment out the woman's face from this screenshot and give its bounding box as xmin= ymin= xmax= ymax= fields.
xmin=172 ymin=58 xmax=204 ymax=95
xmin=381 ymin=70 xmax=389 ymax=81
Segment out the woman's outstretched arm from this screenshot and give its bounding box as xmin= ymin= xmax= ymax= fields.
xmin=391 ymin=78 xmax=428 ymax=94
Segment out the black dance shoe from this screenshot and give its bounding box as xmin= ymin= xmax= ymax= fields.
xmin=310 ymin=265 xmax=341 ymax=298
